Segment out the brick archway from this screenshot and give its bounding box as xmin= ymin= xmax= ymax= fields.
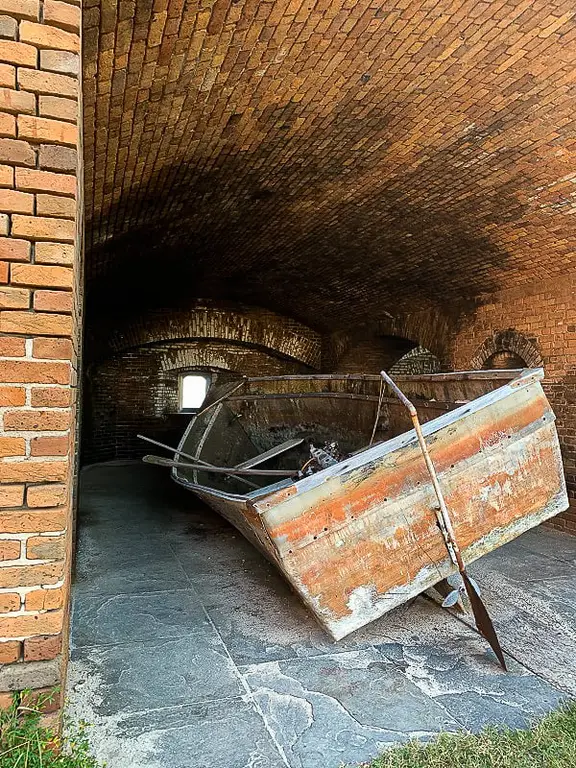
xmin=470 ymin=329 xmax=543 ymax=371
xmin=389 ymin=346 xmax=442 ymax=375
xmin=105 ymin=305 xmax=321 ymax=369
xmin=324 ymin=307 xmax=452 ymax=373
xmin=83 ymin=338 xmax=313 ymax=464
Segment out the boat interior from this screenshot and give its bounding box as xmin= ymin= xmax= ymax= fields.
xmin=175 ymin=371 xmax=524 ymax=495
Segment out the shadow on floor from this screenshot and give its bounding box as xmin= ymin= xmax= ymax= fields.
xmin=67 ymin=462 xmax=576 ymax=768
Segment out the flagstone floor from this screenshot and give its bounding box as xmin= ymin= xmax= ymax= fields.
xmin=67 ymin=462 xmax=576 ymax=768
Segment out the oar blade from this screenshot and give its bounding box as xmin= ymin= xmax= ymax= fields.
xmin=462 ymin=570 xmax=507 ymax=671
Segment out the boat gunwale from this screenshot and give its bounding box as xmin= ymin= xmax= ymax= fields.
xmin=172 ymin=368 xmax=545 ymax=504
xmin=224 ymin=392 xmax=456 ymax=410
xmin=244 ymin=369 xmax=524 ymax=383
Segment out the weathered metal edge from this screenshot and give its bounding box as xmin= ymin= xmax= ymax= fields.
xmin=245 ymin=370 xmax=526 ymax=383
xmin=259 ymin=412 xmax=561 ymax=556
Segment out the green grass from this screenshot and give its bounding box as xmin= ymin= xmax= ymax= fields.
xmin=0 ymin=691 xmax=102 ymax=768
xmin=2 ymin=690 xmax=574 ymax=768
xmin=360 ymin=702 xmax=576 ymax=768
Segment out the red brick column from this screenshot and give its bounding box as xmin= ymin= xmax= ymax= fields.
xmin=0 ymin=0 xmax=81 ymax=710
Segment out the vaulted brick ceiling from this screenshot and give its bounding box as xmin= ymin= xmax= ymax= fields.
xmin=83 ymin=0 xmax=576 ymax=329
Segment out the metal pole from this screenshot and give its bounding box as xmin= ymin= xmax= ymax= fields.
xmin=137 ymin=434 xmax=258 ymax=489
xmin=380 ymin=370 xmax=507 ymax=670
xmin=143 ymin=455 xmax=298 ymax=477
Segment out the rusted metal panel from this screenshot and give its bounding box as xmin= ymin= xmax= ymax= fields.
xmin=252 ymin=372 xmax=567 ymax=639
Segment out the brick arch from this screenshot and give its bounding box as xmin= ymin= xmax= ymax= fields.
xmin=83 ymin=340 xmax=310 ymax=464
xmin=106 ymin=304 xmax=322 ymax=369
xmin=388 ymin=346 xmax=442 ymax=375
xmin=156 ymin=344 xmax=309 ymax=416
xmin=324 ymin=307 xmax=452 ymax=372
xmin=371 ymin=311 xmax=452 ymax=362
xmin=153 ymin=342 xmax=309 ymax=377
xmin=470 ymin=329 xmax=543 ymax=370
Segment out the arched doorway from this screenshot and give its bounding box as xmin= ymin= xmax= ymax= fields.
xmin=388 ymin=346 xmax=442 ymax=375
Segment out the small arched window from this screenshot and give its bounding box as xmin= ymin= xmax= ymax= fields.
xmin=180 ymin=373 xmax=209 ymax=411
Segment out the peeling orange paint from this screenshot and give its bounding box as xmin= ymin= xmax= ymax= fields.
xmin=258 ymin=384 xmax=565 ymax=637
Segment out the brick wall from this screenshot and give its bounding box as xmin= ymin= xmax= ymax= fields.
xmin=83 ymin=305 xmax=457 ymax=463
xmin=389 ymin=347 xmax=442 ymax=375
xmin=0 ymin=0 xmax=81 ymax=714
xmin=449 ymin=275 xmax=576 ymax=533
xmin=84 ymin=339 xmax=312 ymax=464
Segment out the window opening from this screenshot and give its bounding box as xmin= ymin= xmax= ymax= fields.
xmin=180 ymin=374 xmax=209 ymax=411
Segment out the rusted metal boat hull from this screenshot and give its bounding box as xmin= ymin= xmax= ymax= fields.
xmin=173 ymin=370 xmax=568 ymax=640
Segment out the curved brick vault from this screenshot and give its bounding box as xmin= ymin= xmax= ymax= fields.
xmin=83 ymin=0 xmax=576 ymax=331
xmin=105 ymin=304 xmax=322 ymax=367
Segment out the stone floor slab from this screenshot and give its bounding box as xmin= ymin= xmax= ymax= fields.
xmin=514 ymin=527 xmax=576 ymax=565
xmin=171 ymin=526 xmax=379 ymax=665
xmin=377 ymin=641 xmax=566 ymax=731
xmin=133 ymin=700 xmax=286 ymax=768
xmin=74 ymin=553 xmax=192 ymax=596
xmin=195 ymin=563 xmax=374 ymax=665
xmin=76 ymin=529 xmax=173 ymax=560
xmin=70 ymin=633 xmax=244 ymax=714
xmin=242 ymin=649 xmax=460 ymax=768
xmin=71 ymin=589 xmax=209 ymax=648
xmin=468 ymin=551 xmax=576 ymax=695
xmin=66 ymin=694 xmax=286 ymax=768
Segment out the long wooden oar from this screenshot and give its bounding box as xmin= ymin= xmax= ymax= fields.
xmin=137 ymin=434 xmax=258 ymax=490
xmin=143 ymin=454 xmax=298 ymax=478
xmin=380 ymin=371 xmax=507 ymax=670
xmin=194 ymin=379 xmax=247 ymax=419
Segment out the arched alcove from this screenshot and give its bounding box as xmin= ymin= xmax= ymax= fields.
xmin=82 ymin=304 xmax=320 ymax=463
xmin=470 ymin=329 xmax=543 ymax=371
xmin=482 ymin=351 xmax=527 ymax=370
xmin=388 ymin=346 xmax=442 ymax=375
